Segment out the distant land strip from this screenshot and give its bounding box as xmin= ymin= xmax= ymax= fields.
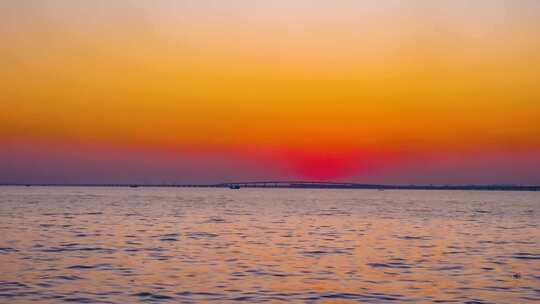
xmin=1 ymin=181 xmax=539 ymax=191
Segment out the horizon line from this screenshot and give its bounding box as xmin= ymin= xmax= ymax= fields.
xmin=1 ymin=181 xmax=539 ymax=191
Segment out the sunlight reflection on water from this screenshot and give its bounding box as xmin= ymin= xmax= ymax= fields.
xmin=0 ymin=187 xmax=539 ymax=303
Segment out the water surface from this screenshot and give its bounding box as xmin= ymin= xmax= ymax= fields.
xmin=0 ymin=187 xmax=539 ymax=303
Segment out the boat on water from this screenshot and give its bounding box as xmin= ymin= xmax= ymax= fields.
xmin=229 ymin=185 xmax=241 ymax=190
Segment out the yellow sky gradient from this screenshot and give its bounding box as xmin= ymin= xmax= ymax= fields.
xmin=2 ymin=1 xmax=540 ymax=161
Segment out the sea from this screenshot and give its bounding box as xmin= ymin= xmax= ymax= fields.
xmin=0 ymin=187 xmax=539 ymax=303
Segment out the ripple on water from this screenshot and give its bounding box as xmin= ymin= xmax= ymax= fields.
xmin=62 ymin=297 xmax=95 ymax=303
xmin=302 ymin=248 xmax=351 ymax=257
xmin=435 ymin=265 xmax=465 ymax=271
xmin=511 ymin=253 xmax=540 ymax=260
xmin=54 ymin=275 xmax=83 ymax=281
xmin=204 ymin=216 xmax=227 ymax=223
xmin=84 ymin=212 xmax=103 ymax=215
xmin=0 ymin=281 xmax=28 ymax=291
xmin=176 ymin=291 xmax=225 ymax=301
xmin=244 ymin=269 xmax=290 ymax=277
xmin=186 ymin=232 xmax=219 ymax=239
xmin=0 ymin=247 xmax=18 ymax=254
xmin=464 ymin=300 xmax=495 ymax=304
xmin=66 ymin=264 xmax=112 ymax=270
xmin=158 ymin=233 xmax=180 ymax=242
xmin=368 ymin=262 xmax=412 ymax=269
xmin=304 ymin=291 xmax=404 ymax=302
xmin=42 ymin=245 xmax=115 ymax=254
xmin=396 ymin=235 xmax=432 ymax=240
xmin=133 ymin=292 xmax=175 ymax=301
xmin=0 ymin=281 xmax=32 ymax=299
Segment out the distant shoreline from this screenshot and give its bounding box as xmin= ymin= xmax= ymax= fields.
xmin=1 ymin=182 xmax=539 ymax=192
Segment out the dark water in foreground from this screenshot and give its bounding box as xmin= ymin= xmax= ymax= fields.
xmin=0 ymin=187 xmax=539 ymax=303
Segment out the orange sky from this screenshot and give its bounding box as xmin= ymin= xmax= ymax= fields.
xmin=1 ymin=1 xmax=539 ymax=183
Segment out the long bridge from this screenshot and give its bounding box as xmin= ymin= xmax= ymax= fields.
xmin=215 ymin=181 xmax=385 ymax=189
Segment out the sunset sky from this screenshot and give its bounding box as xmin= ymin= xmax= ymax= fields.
xmin=1 ymin=1 xmax=539 ymax=184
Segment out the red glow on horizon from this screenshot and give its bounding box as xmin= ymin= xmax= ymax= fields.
xmin=279 ymin=149 xmax=377 ymax=181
